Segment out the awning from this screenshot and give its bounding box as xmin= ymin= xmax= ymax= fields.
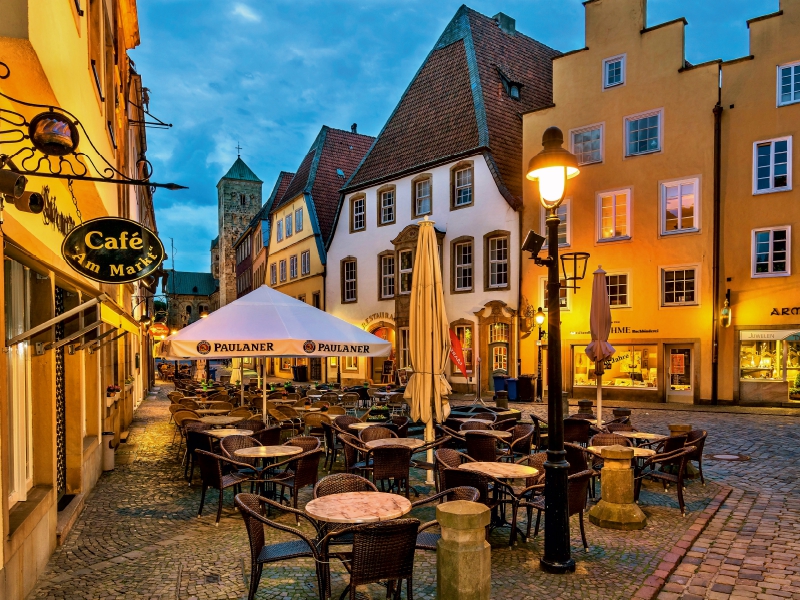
xmin=100 ymin=303 xmax=140 ymax=336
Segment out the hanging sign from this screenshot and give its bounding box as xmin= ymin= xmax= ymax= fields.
xmin=449 ymin=329 xmax=469 ymax=378
xmin=61 ymin=217 xmax=165 ymax=284
xmin=149 ymin=323 xmax=170 ymax=338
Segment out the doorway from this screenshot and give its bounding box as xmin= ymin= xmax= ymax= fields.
xmin=666 ymin=345 xmax=693 ymax=404
xmin=368 ymin=326 xmax=395 ymax=384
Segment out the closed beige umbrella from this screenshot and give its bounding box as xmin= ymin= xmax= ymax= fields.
xmin=585 ymin=266 xmax=615 ymax=427
xmin=404 ymin=218 xmax=451 ymax=483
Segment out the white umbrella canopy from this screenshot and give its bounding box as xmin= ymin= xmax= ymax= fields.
xmin=159 ymin=284 xmax=392 ymax=359
xmin=585 ymin=266 xmax=615 ymax=427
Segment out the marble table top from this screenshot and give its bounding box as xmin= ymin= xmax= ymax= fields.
xmin=364 ymin=438 xmax=424 ymax=450
xmin=207 ymin=429 xmax=253 ymax=439
xmin=195 ymin=409 xmax=230 ymax=415
xmin=199 ymin=416 xmax=242 ymax=426
xmin=452 ymin=418 xmax=494 ymax=424
xmin=615 ymin=431 xmax=667 ymax=441
xmin=586 ymin=445 xmax=656 ymax=458
xmin=464 ymin=429 xmax=512 ymax=439
xmin=197 ymin=399 xmax=229 ymax=405
xmin=305 ymin=491 xmax=412 ymax=524
xmin=269 ymin=398 xmax=297 ymax=405
xmin=349 ymin=422 xmax=379 ymax=430
xmin=459 ymin=462 xmax=538 ymax=479
xmin=295 ymin=407 xmax=321 ymax=412
xmin=234 ymin=445 xmax=303 ymax=459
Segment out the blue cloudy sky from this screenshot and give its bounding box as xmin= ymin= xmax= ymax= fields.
xmin=131 ymin=0 xmax=778 ymax=272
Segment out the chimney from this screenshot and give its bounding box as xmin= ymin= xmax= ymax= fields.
xmin=493 ymin=13 xmax=516 ymax=36
xmin=351 ymin=123 xmax=358 ymax=134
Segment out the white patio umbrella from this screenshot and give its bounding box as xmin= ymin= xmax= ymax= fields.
xmin=404 ymin=218 xmax=451 ymax=484
xmin=585 ymin=266 xmax=615 ymax=428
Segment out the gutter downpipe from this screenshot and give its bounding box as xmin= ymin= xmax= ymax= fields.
xmin=517 ymin=200 xmax=524 ymax=380
xmin=711 ymin=65 xmax=723 ymax=405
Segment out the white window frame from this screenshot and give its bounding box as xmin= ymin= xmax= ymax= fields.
xmin=659 ymin=264 xmax=700 ymax=307
xmin=399 ymin=249 xmax=413 ymax=295
xmin=270 ymin=263 xmax=277 ymax=285
xmin=603 ymin=54 xmax=626 ymax=89
xmin=488 ymin=236 xmax=509 ymax=289
xmin=285 ymin=214 xmax=293 ymax=238
xmin=415 ymin=178 xmax=431 ymax=217
xmin=777 ymin=60 xmax=800 ymax=107
xmin=381 ymin=254 xmax=395 ymax=299
xmin=276 ymin=219 xmax=283 ymax=242
xmin=492 ymin=346 xmax=508 ymax=372
xmin=660 ymin=176 xmax=700 ymax=235
xmin=343 ymin=259 xmax=357 ymax=302
xmin=542 ymin=198 xmax=571 ymax=248
xmin=352 ymin=197 xmax=366 ymax=231
xmin=624 ymin=108 xmax=663 ymax=157
xmin=279 ymin=259 xmax=287 ymax=283
xmin=605 ymin=271 xmax=632 ymax=309
xmin=301 ymin=250 xmax=310 ymax=276
xmin=454 ymin=166 xmax=473 ymax=207
xmin=289 ymin=255 xmax=297 ymax=279
xmin=454 ymin=241 xmax=473 ymax=291
xmin=344 ymin=356 xmax=358 ymax=371
xmin=453 ymin=324 xmax=473 ymax=373
xmin=752 ymin=136 xmax=792 ymax=195
xmin=295 ymin=208 xmax=303 ymax=233
xmin=751 ymin=226 xmax=792 ymax=278
xmin=569 ymin=123 xmax=604 ymax=166
xmin=399 ymin=327 xmax=410 ymax=369
xmin=380 ymin=189 xmax=395 ymax=224
xmin=539 ymin=276 xmax=570 ymax=312
xmin=596 ymin=188 xmax=632 ymax=242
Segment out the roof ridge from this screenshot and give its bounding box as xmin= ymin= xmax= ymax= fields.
xmin=219 ymin=156 xmax=263 ymax=183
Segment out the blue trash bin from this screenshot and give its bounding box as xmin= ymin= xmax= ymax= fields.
xmin=506 ymin=378 xmax=518 ymax=401
xmin=492 ymin=373 xmax=508 ymax=392
xmin=208 ymin=368 xmax=216 ymax=381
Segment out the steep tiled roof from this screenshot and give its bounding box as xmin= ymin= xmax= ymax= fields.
xmin=237 ymin=171 xmax=295 ymax=248
xmin=343 ymin=5 xmax=560 ymax=207
xmin=273 ymin=127 xmax=374 ymax=243
xmin=220 ymin=157 xmax=263 ymax=183
xmin=163 ymin=271 xmax=218 ymax=296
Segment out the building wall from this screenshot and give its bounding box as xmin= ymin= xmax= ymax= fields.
xmin=217 ymin=178 xmax=261 ymax=306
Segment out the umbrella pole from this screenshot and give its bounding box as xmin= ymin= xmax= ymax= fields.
xmin=425 ymin=420 xmax=435 ymax=485
xmin=263 ymin=356 xmax=268 ymax=425
xmin=240 ymin=358 xmax=245 ymax=407
xmin=596 ymin=361 xmax=603 ymax=429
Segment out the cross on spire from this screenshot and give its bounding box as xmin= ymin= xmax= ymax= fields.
xmin=236 ymin=141 xmax=242 ymax=157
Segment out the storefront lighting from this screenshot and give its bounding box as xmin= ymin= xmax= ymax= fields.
xmin=526 ymin=127 xmax=579 ymax=209
xmin=140 ymin=312 xmax=152 ymax=326
xmin=534 ymin=307 xmax=545 ymax=327
xmin=199 ymin=310 xmax=209 ymax=319
xmin=721 ymin=289 xmax=732 ymax=328
xmin=0 ymin=168 xmax=27 ymax=198
xmin=170 ymin=328 xmax=178 ymax=335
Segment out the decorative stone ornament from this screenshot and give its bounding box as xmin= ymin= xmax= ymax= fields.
xmin=588 ymin=445 xmax=647 ymax=530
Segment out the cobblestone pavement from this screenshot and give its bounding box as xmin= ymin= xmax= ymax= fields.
xmin=28 ymin=387 xmax=796 ymax=600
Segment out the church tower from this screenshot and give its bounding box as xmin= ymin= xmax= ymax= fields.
xmin=217 ymin=156 xmax=262 ymax=306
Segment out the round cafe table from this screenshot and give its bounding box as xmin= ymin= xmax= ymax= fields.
xmin=207 ymin=429 xmax=253 ymax=439
xmin=459 ymin=462 xmax=538 ymax=479
xmin=586 ymin=445 xmax=656 ymax=458
xmin=305 ymin=491 xmax=412 ymax=524
xmin=270 ymin=398 xmax=297 ymax=405
xmin=364 ymin=438 xmax=425 ymax=450
xmin=195 ymin=408 xmax=230 ymax=415
xmin=452 ymin=418 xmax=495 ymax=425
xmin=349 ymin=421 xmax=381 ymax=431
xmin=614 ymin=431 xmax=667 ymax=444
xmin=295 ymin=407 xmax=321 ymax=413
xmin=199 ymin=416 xmax=242 ymax=427
xmin=234 ymin=445 xmax=303 ymax=460
xmin=464 ymin=429 xmax=511 ymax=439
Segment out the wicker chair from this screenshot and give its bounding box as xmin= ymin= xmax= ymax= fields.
xmin=325 ymin=406 xmax=346 ymax=417
xmin=564 ymin=442 xmax=591 ymax=475
xmin=387 ymin=393 xmax=406 ymax=415
xmin=472 ymin=412 xmax=497 ymax=423
xmin=338 ymin=433 xmax=371 ymax=476
xmin=412 ymin=486 xmax=480 ymax=550
xmin=220 ymin=435 xmax=263 ymax=476
xmin=529 ymin=415 xmax=548 ymax=449
xmin=587 ymin=433 xmax=633 ymax=491
xmin=184 ymin=429 xmax=214 ymax=482
xmin=252 ymin=426 xmax=281 ymax=447
xmin=179 ymin=398 xmax=201 ymax=410
xmin=634 ymin=446 xmax=694 ymax=515
xmin=313 ymin=474 xmax=379 ymax=545
xmin=236 ymin=419 xmax=267 ymax=434
xmin=268 ymin=408 xmax=299 ymax=434
xmin=460 ymin=421 xmax=491 ymax=432
xmin=333 ymin=415 xmax=361 ymax=434
xmin=229 ymin=408 xmax=253 ymax=419
xmin=215 ymin=401 xmax=234 ymax=412
xmin=235 ymin=493 xmax=326 ymax=600
xmin=464 ymin=431 xmax=500 ymax=462
xmin=493 ymin=419 xmax=516 ymax=432
xmin=285 ymin=436 xmax=321 ymax=453
xmin=293 ymin=399 xmax=308 ymax=407
xmin=684 ymin=430 xmax=707 ymax=485
xmin=368 ymin=445 xmax=414 ymax=497
xmin=390 ymin=416 xmax=411 ymax=438
xmin=195 ymin=450 xmax=254 ymax=525
xmin=564 ymin=418 xmax=592 ymax=446
xmin=359 ymin=426 xmax=397 ymax=444
xmin=268 ymin=391 xmax=285 ymax=399
xmin=499 ymin=423 xmax=535 ymax=461
xmin=321 ymin=420 xmax=343 ymax=472
xmin=524 ymin=469 xmax=594 ymax=549
xmin=173 ymin=410 xmax=201 ymax=452
xmin=434 ymin=448 xmax=475 ymax=491
xmin=606 ymin=422 xmax=635 ymax=433
xmin=340 ymin=393 xmax=359 ymax=414
xmin=440 ymin=468 xmax=497 ymax=514
xmin=262 ymin=449 xmax=323 ymax=521
xmin=285 ymin=393 xmax=301 ymax=401
xmin=322 ymin=392 xmax=342 ymax=405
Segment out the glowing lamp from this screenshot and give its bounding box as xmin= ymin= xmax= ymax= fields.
xmin=534 ymin=307 xmax=546 ymax=327
xmin=526 ymin=127 xmax=579 ymax=209
xmin=199 ymin=310 xmax=209 ymax=319
xmin=721 ymin=289 xmax=732 ymax=328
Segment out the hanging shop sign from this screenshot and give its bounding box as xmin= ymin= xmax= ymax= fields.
xmin=61 ymin=217 xmax=165 ymax=284
xmin=149 ymin=322 xmax=170 ymax=337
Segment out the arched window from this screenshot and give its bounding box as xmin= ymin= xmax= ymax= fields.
xmin=239 ymin=193 xmax=247 ymax=206
xmin=185 ymin=305 xmax=192 ymax=316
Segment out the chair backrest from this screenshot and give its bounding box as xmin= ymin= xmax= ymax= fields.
xmin=464 ymin=431 xmax=498 ymax=462
xmin=285 ymin=436 xmax=321 ymax=452
xmin=195 ymin=449 xmax=223 ymax=488
xmin=564 ymin=418 xmax=591 ymax=445
xmin=278 ymin=407 xmax=300 ymax=419
xmin=441 ymin=486 xmax=481 ymax=502
xmin=268 ymin=408 xmax=290 ymax=423
xmin=606 ymin=423 xmax=634 ymax=433
xmin=516 ymin=452 xmax=547 ymax=487
xmin=472 ymin=412 xmax=497 ymax=423
xmin=348 ymin=519 xmax=420 ymax=588
xmin=684 ymin=430 xmax=707 ymax=456
xmin=285 ymin=393 xmax=301 ymax=401
xmin=590 ymin=433 xmax=632 ymax=447
xmin=371 ymin=445 xmax=412 ymax=481
xmin=220 ymin=435 xmax=260 ymax=465
xmin=216 ymin=401 xmax=234 ymax=411
xmin=229 ymin=409 xmax=252 ymax=419
xmin=293 ymin=399 xmax=308 ymax=407
xmin=564 ymin=442 xmax=589 ymax=475
xmin=321 ymin=420 xmax=337 ymax=450
xmin=236 ymin=419 xmax=266 ymax=433
xmin=180 ymin=399 xmax=200 ymax=410
xmin=460 ymin=421 xmax=490 ymax=431
xmin=334 ymin=415 xmax=361 ymax=432
xmin=314 ymin=473 xmax=377 ymax=498
xmin=219 ymin=375 xmax=231 ymax=384
xmin=441 ymin=468 xmax=491 ymax=506
xmin=325 ymin=406 xmax=346 ymax=416
xmin=510 ymin=423 xmax=534 ymax=452
xmin=186 ymin=429 xmax=214 ymax=455
xmin=360 ymin=426 xmax=397 ymax=443
xmin=169 ymin=404 xmax=186 ymax=415
xmin=323 ymin=392 xmax=343 ymax=404
xmin=252 ymin=426 xmax=281 ymax=447
xmin=173 ymin=410 xmax=200 ymax=426
xmin=310 ymin=401 xmax=330 ymax=409
xmin=390 ymin=416 xmax=410 ymax=438
xmin=338 ymin=433 xmax=365 ymax=471
xmin=304 ymin=413 xmax=328 ymax=430
xmin=663 ymin=434 xmax=688 ymax=454
xmin=290 ymin=449 xmax=323 ymax=489
xmin=567 ymin=470 xmax=594 ymax=517
xmin=387 ymin=393 xmax=405 ymax=406
xmin=268 ymin=391 xmax=285 ymax=399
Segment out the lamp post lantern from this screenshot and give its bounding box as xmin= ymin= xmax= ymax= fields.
xmin=526 ymin=126 xmax=580 ymax=574
xmin=534 ymin=307 xmax=546 ymax=402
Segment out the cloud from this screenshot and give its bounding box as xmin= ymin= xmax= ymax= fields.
xmin=232 ymin=3 xmax=260 ymax=23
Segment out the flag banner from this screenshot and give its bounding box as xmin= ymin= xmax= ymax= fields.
xmin=449 ymin=329 xmax=469 ymax=378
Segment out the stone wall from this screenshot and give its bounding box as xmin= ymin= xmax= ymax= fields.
xmin=217 ymin=178 xmax=262 ymax=306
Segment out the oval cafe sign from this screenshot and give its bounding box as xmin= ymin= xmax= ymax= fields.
xmin=61 ymin=217 xmax=165 ymax=284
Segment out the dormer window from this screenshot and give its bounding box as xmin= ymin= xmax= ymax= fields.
xmin=509 ymin=85 xmax=520 ymax=100
xmin=496 ymin=66 xmax=523 ymax=101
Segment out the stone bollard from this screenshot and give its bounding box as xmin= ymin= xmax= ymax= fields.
xmin=494 ymin=390 xmax=509 ymax=409
xmin=436 ymin=500 xmax=491 ymax=600
xmin=588 ymin=445 xmax=647 ymax=530
xmin=577 ymin=399 xmax=595 ymax=418
xmin=612 ymin=407 xmax=631 ymax=419
xmin=669 ymin=423 xmax=692 ymax=437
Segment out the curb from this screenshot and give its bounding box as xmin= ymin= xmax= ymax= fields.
xmin=632 ymin=484 xmax=733 ymax=600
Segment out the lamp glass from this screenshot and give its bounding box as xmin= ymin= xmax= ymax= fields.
xmin=534 ymin=308 xmax=546 ymax=326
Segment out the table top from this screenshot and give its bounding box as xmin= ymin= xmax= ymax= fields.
xmin=615 ymin=431 xmax=667 ymax=441
xmin=452 ymin=418 xmax=494 ymax=424
xmin=234 ymin=445 xmax=303 ymax=459
xmin=464 ymin=429 xmax=512 ymax=439
xmin=349 ymin=422 xmax=379 ymax=430
xmin=364 ymin=438 xmax=424 ymax=450
xmin=207 ymin=429 xmax=253 ymax=438
xmin=459 ymin=462 xmax=538 ymax=479
xmin=305 ymin=491 xmax=412 ymax=524
xmin=199 ymin=416 xmax=242 ymax=426
xmin=586 ymin=445 xmax=656 ymax=458
xmin=295 ymin=407 xmax=321 ymax=412
xmin=195 ymin=409 xmax=230 ymax=415
xmin=269 ymin=398 xmax=297 ymax=405
xmin=197 ymin=399 xmax=228 ymax=405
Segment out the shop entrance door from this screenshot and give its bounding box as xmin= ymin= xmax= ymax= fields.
xmin=666 ymin=346 xmax=693 ymax=404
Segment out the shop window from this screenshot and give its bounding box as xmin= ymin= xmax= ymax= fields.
xmin=753 ymin=137 xmax=792 ymax=194
xmin=573 ymin=345 xmax=657 ymax=389
xmin=453 ymin=240 xmax=473 ymax=291
xmin=413 ymin=177 xmax=432 ymax=217
xmin=379 ymin=187 xmax=395 ymax=225
xmin=661 ymin=266 xmax=698 ymax=306
xmin=571 ymin=124 xmax=603 ymax=165
xmin=661 ymin=178 xmax=698 ymax=234
xmin=542 ymin=199 xmax=570 ymax=247
xmin=285 ymin=214 xmax=293 ymax=238
xmin=741 ymin=334 xmax=800 ymax=383
xmin=342 ymin=258 xmax=357 ymax=303
xmin=280 ymin=358 xmax=292 ymax=371
xmin=380 ymin=254 xmax=395 ymax=299
xmin=541 ymin=277 xmax=569 ymax=310
xmin=295 ymin=208 xmax=303 ymax=233
xmin=399 ymin=328 xmax=410 ymax=369
xmin=606 ymin=273 xmax=630 ymax=308
xmin=399 ymin=250 xmax=413 ymax=294
xmin=603 ymin=54 xmax=625 ymax=89
xmin=290 ymin=255 xmax=298 ymax=279
xmin=487 ymin=235 xmax=509 ymax=289
xmin=277 ymin=219 xmax=283 ymax=242
xmin=453 ymin=324 xmax=473 ymax=373
xmin=301 ymin=250 xmax=311 ymax=276
xmin=597 ymin=189 xmax=630 ymax=241
xmin=279 ymin=260 xmax=287 ymax=283
xmin=350 ymin=196 xmax=366 ymax=232
xmin=345 ymin=356 xmax=358 ymax=371
xmin=625 ymin=109 xmax=661 ymax=156
xmin=492 ymin=346 xmax=508 ymax=372
xmin=778 ymin=61 xmax=800 ymax=106
xmin=452 ymin=165 xmax=473 ymax=208
xmin=270 ymin=263 xmax=277 ymax=286
xmin=752 ymin=226 xmax=791 ymax=277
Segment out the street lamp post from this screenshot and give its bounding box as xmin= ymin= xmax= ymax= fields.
xmin=534 ymin=307 xmax=546 ymax=402
xmin=526 ymin=126 xmax=580 ymax=574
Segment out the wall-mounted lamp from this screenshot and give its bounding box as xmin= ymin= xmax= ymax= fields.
xmin=721 ymin=289 xmax=732 ymax=328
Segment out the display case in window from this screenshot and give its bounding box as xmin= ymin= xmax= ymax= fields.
xmin=739 ymin=340 xmax=784 ymax=380
xmin=573 ymin=345 xmax=658 ymax=389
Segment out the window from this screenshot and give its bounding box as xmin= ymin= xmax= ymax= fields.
xmin=542 ymin=199 xmax=570 ymax=247
xmin=453 ymin=324 xmax=473 ymax=373
xmin=488 ymin=236 xmax=508 ymax=288
xmin=270 ymin=263 xmax=277 ymax=286
xmin=280 ymin=358 xmax=292 ymax=371
xmin=312 ymin=292 xmax=321 ymax=309
xmin=351 ymin=196 xmax=366 ymax=232
xmin=380 ymin=255 xmax=395 ymax=299
xmin=489 ymin=323 xmax=509 ymax=343
xmin=778 ymin=61 xmax=800 ymax=106
xmin=574 ymin=345 xmax=658 ymax=388
xmin=754 ymin=137 xmax=792 ymax=193
xmin=239 ymin=193 xmax=247 ymax=206
xmin=661 ymin=178 xmax=698 ymax=234
xmin=598 ymin=189 xmax=630 ymax=240
xmin=301 ymin=250 xmax=311 ymax=276
xmin=345 ymin=356 xmax=358 ymax=371
xmin=603 ymin=54 xmax=625 ymax=88
xmin=379 ymin=188 xmax=395 ymax=225
xmin=661 ymin=267 xmax=698 ymax=306
xmin=279 ymin=259 xmax=287 ymax=282
xmin=752 ymin=227 xmax=791 ymax=277
xmin=297 ymin=294 xmax=306 ymax=303
xmin=541 ymin=277 xmax=569 ymax=310
xmin=453 ymin=166 xmax=473 ymax=208
xmin=399 ymin=328 xmax=410 ymax=369
xmin=289 ymin=255 xmax=298 ymax=279
xmin=571 ymin=125 xmax=603 ymax=165
xmin=295 ymin=208 xmax=303 ymax=233
xmin=277 ymin=220 xmax=283 ymax=242
xmin=625 ymin=110 xmax=661 ymax=156
xmin=285 ymin=214 xmax=293 ymax=238
xmin=606 ymin=273 xmax=630 ymax=307
xmin=454 ymin=241 xmax=473 ymax=291
xmin=492 ymin=347 xmax=508 ymax=372
xmin=399 ymin=250 xmax=413 ymax=294
xmin=343 ymin=259 xmax=357 ymax=303
xmin=414 ymin=178 xmax=431 ymax=217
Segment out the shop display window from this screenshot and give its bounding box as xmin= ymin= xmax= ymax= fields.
xmin=739 ymin=338 xmax=799 ymax=381
xmin=573 ymin=345 xmax=658 ymax=389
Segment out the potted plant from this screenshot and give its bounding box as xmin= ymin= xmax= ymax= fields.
xmin=106 ymin=385 xmax=120 ymax=398
xmin=366 ymin=405 xmax=391 ymax=422
xmin=790 ymin=372 xmax=800 ymax=400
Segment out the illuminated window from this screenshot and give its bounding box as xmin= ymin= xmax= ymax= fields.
xmin=597 ymin=189 xmax=630 ymax=240
xmin=752 ymin=227 xmax=791 ymax=277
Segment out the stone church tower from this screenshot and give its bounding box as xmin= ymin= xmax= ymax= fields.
xmin=217 ymin=157 xmax=262 ymax=306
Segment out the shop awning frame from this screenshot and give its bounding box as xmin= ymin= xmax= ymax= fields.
xmin=89 ymin=330 xmax=128 ymax=354
xmin=49 ymin=319 xmax=103 ymax=352
xmin=4 ymin=294 xmax=109 ymax=350
xmin=74 ymin=326 xmax=119 ymax=352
